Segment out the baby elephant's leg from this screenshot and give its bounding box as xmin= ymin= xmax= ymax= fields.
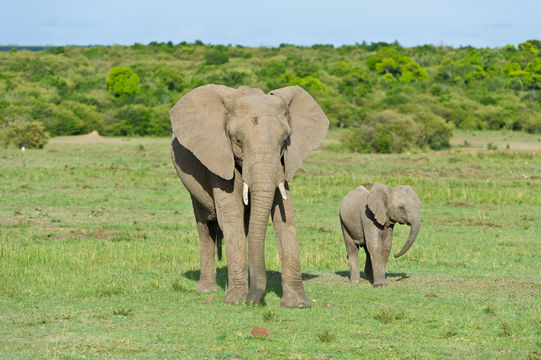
xmin=341 ymin=220 xmax=361 ymax=283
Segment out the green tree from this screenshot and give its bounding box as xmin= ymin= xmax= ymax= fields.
xmin=524 ymin=58 xmax=541 ymax=89
xmin=367 ymin=47 xmax=427 ymax=82
xmin=106 ymin=67 xmax=140 ymax=97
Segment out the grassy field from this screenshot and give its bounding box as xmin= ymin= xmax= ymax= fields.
xmin=1 ymin=130 xmax=540 ymax=359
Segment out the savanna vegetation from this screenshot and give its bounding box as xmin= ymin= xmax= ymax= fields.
xmin=0 ymin=130 xmax=540 ymax=359
xmin=1 ymin=40 xmax=541 ymax=152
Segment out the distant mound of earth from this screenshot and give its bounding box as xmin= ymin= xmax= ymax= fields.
xmin=63 ymin=130 xmax=106 ymax=143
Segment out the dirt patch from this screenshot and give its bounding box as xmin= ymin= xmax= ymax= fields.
xmin=53 ymin=232 xmax=88 ymax=240
xmin=251 ymin=326 xmax=269 ymax=338
xmin=54 ymin=185 xmax=71 ymax=189
xmin=94 ymin=232 xmax=115 ymax=240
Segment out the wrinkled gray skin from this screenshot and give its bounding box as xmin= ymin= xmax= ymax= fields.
xmin=170 ymin=84 xmax=328 ymax=307
xmin=339 ymin=183 xmax=421 ymax=286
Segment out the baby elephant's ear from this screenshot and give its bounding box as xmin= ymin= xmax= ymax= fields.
xmin=367 ymin=183 xmax=390 ymax=226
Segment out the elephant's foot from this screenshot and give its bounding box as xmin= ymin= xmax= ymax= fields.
xmin=246 ymin=287 xmax=265 ymax=306
xmin=195 ymin=280 xmax=218 ymax=293
xmin=372 ymin=279 xmax=387 ymax=287
xmin=224 ymin=287 xmax=248 ymax=305
xmin=349 ymin=277 xmax=361 ymax=284
xmin=281 ymin=284 xmax=312 ymax=308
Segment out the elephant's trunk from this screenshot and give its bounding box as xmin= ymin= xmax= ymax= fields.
xmin=245 ymin=160 xmax=281 ymax=304
xmin=394 ymin=217 xmax=421 ymax=258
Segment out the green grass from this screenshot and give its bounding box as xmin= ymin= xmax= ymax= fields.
xmin=1 ymin=130 xmax=540 ymax=359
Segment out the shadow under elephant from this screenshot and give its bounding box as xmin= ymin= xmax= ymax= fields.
xmin=184 ymin=267 xmax=319 ymax=305
xmin=334 ymin=270 xmax=410 ymax=282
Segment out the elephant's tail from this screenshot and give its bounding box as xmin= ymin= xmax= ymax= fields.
xmin=215 ymin=225 xmax=223 ymax=261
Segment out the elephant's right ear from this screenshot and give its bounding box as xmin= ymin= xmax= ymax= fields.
xmin=169 ymin=84 xmax=236 ymax=180
xmin=367 ymin=183 xmax=390 ymax=226
xmin=268 ymin=86 xmax=329 ymax=181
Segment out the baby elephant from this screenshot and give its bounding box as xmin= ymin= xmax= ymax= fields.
xmin=339 ymin=182 xmax=421 ymax=286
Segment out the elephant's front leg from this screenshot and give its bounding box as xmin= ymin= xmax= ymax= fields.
xmin=271 ymin=187 xmax=311 ymax=308
xmin=365 ymin=226 xmax=393 ymax=287
xmin=214 ymin=188 xmax=249 ymax=305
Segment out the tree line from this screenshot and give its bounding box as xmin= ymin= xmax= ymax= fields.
xmin=1 ymin=40 xmax=540 ymax=151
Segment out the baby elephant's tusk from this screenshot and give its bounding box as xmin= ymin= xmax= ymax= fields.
xmin=278 ymin=182 xmax=287 ymax=200
xmin=243 ymin=182 xmax=249 ymax=205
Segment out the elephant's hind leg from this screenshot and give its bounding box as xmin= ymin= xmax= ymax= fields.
xmin=193 ymin=200 xmax=219 ymax=293
xmin=340 ymin=218 xmax=361 ymax=283
xmin=362 ymin=246 xmax=373 ymax=283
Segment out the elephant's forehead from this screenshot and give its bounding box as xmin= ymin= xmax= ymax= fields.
xmin=233 ymin=95 xmax=284 ymax=114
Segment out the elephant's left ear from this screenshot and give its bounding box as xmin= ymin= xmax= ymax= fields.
xmin=367 ymin=183 xmax=390 ymax=226
xmin=269 ymin=86 xmax=329 ymax=181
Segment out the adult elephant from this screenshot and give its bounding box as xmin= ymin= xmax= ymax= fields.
xmin=170 ymin=84 xmax=329 ymax=307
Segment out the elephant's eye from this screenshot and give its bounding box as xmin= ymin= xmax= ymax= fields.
xmin=399 ymin=205 xmax=406 ymax=211
xmin=281 ymin=139 xmax=288 ymax=154
xmin=234 ymin=137 xmax=242 ymax=146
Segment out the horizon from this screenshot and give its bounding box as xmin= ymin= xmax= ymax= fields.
xmin=1 ymin=39 xmax=540 ymax=50
xmin=2 ymin=0 xmax=540 ymax=49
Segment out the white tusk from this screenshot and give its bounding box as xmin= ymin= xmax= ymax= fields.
xmin=278 ymin=182 xmax=287 ymax=200
xmin=243 ymin=182 xmax=249 ymax=205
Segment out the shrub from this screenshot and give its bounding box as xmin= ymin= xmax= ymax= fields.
xmin=1 ymin=120 xmax=48 ymax=149
xmin=106 ymin=67 xmax=140 ymax=97
xmin=525 ymin=116 xmax=541 ymax=133
xmin=204 ymin=45 xmax=230 ymax=65
xmin=155 ymin=67 xmax=184 ymax=91
xmin=342 ymin=110 xmax=421 ymax=153
xmin=291 ymin=57 xmax=320 ymax=77
xmin=337 ymin=69 xmax=371 ymax=104
xmin=320 ymin=96 xmax=363 ymax=127
xmin=256 ymin=60 xmax=287 ymax=81
xmin=343 ymin=108 xmax=453 ymax=152
xmin=46 ymin=106 xmax=86 ymax=135
xmin=112 ymin=104 xmax=170 ymax=136
xmin=411 ymin=110 xmax=453 ymax=149
xmin=221 ymin=71 xmax=248 ymax=87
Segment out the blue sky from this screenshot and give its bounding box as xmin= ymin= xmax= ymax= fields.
xmin=2 ymin=0 xmax=540 ymax=48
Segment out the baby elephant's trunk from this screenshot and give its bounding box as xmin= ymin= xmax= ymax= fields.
xmin=394 ymin=217 xmax=420 ymax=258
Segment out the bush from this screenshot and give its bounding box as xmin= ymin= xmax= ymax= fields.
xmin=155 ymin=67 xmax=184 ymax=92
xmin=337 ymin=69 xmax=371 ymax=104
xmin=221 ymin=71 xmax=248 ymax=87
xmin=112 ymin=104 xmax=170 ymax=136
xmin=1 ymin=120 xmax=48 ymax=149
xmin=342 ymin=108 xmax=453 ymax=153
xmin=342 ymin=110 xmax=421 ymax=153
xmin=204 ymin=46 xmax=230 ymax=65
xmin=411 ymin=109 xmax=453 ymax=149
xmin=525 ymin=116 xmax=541 ymax=133
xmin=320 ymin=97 xmax=363 ymax=127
